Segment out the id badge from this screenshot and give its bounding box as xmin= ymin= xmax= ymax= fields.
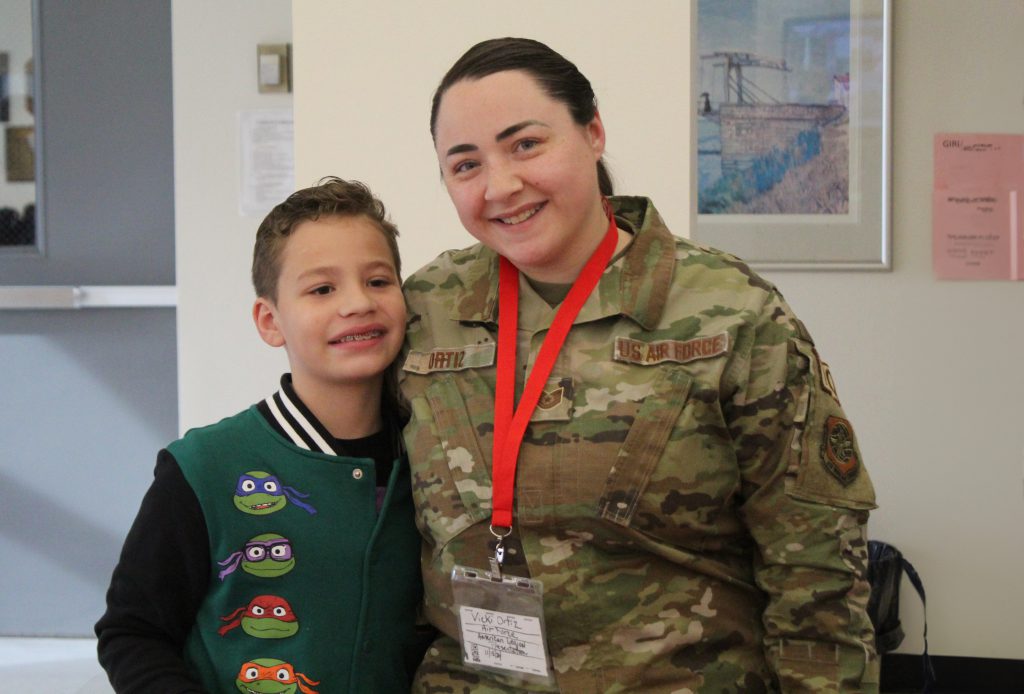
xmin=451 ymin=565 xmax=555 ymax=687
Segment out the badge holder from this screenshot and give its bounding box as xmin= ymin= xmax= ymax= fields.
xmin=451 ymin=527 xmax=555 ymax=687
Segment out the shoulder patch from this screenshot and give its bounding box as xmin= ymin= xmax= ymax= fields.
xmin=821 ymin=416 xmax=859 ymax=486
xmin=613 ymin=332 xmax=729 ymax=366
xmin=403 ymin=342 xmax=496 ymax=374
xmin=819 ymin=359 xmax=840 ymax=403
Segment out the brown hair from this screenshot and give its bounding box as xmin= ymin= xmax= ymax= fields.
xmin=252 ymin=176 xmax=401 ymax=302
xmin=252 ymin=176 xmax=408 ymax=423
xmin=430 ymin=37 xmax=613 ymax=195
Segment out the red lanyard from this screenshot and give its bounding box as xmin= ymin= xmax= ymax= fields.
xmin=491 ymin=209 xmax=618 ymax=530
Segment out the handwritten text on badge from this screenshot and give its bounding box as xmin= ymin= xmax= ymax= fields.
xmin=459 ymin=606 xmax=549 ymax=676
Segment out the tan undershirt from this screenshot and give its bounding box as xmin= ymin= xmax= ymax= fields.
xmin=526 ymin=223 xmax=635 ymax=307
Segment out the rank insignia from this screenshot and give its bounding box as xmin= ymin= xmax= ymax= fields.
xmin=530 ymin=377 xmax=573 ymax=422
xmin=538 ymin=387 xmax=564 ymax=411
xmin=821 ymin=416 xmax=859 ymax=486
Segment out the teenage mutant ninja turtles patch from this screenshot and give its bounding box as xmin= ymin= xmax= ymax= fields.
xmin=219 ymin=595 xmax=299 ymax=638
xmin=235 ymin=658 xmax=319 ymax=693
xmin=821 ymin=416 xmax=859 ymax=486
xmin=233 ymin=471 xmax=316 ymax=515
xmin=218 ymin=533 xmax=296 ymax=580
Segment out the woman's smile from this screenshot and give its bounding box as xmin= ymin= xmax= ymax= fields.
xmin=434 ymin=70 xmax=609 ymax=283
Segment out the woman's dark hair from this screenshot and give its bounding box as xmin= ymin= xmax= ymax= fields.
xmin=430 ymin=37 xmax=614 ymax=196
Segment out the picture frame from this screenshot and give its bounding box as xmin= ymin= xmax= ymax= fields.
xmin=695 ymin=0 xmax=891 ymax=270
xmin=5 ymin=125 xmax=34 ymax=181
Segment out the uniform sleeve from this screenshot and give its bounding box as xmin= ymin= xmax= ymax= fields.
xmin=95 ymin=450 xmax=210 ymax=693
xmin=726 ymin=289 xmax=880 ymax=693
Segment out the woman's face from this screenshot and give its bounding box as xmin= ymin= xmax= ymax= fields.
xmin=433 ymin=70 xmax=607 ymax=283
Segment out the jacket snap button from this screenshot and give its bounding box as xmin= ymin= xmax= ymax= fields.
xmin=352 ymin=469 xmax=364 ymax=480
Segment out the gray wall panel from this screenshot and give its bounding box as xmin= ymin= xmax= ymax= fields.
xmin=4 ymin=0 xmax=175 ymax=284
xmin=0 ymin=0 xmax=177 ymax=635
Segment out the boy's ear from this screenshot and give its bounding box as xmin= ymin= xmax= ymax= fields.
xmin=253 ymin=298 xmax=286 ymax=348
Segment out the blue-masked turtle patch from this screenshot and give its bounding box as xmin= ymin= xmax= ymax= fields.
xmin=233 ymin=471 xmax=316 ymax=515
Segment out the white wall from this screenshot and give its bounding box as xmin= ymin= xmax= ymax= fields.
xmin=175 ymin=0 xmax=1024 ymax=659
xmin=759 ymin=1 xmax=1024 ymax=659
xmin=291 ymin=0 xmax=695 ymax=277
xmin=173 ymin=0 xmax=292 ymax=431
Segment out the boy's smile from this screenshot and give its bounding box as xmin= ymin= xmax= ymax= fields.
xmin=253 ymin=214 xmax=406 ymax=424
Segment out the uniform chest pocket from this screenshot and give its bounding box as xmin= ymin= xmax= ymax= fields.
xmin=597 ymin=367 xmax=692 ymax=524
xmin=406 ymin=373 xmax=494 ymax=548
xmin=595 ymin=365 xmax=741 ymax=550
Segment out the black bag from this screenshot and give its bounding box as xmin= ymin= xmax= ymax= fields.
xmin=867 ymin=540 xmax=935 ymax=691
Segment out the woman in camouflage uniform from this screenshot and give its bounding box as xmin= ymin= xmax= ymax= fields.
xmin=400 ymin=37 xmax=879 ymax=693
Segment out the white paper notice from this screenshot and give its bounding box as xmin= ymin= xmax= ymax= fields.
xmin=458 ymin=606 xmax=549 ymax=677
xmin=239 ymin=109 xmax=294 ymax=216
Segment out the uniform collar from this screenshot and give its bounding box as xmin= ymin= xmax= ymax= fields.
xmin=449 ymin=196 xmax=675 ymax=331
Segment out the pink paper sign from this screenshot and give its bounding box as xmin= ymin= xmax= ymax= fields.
xmin=933 ymin=134 xmax=1023 ymax=280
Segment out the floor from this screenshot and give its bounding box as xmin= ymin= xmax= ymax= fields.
xmin=0 ymin=638 xmax=112 ymax=693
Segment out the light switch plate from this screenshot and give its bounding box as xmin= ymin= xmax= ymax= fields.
xmin=257 ymin=44 xmax=291 ymax=93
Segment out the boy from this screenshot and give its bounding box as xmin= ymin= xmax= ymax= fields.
xmin=96 ymin=178 xmax=426 ymax=692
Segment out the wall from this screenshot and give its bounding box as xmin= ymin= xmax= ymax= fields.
xmin=172 ymin=0 xmax=292 ymax=431
xmin=174 ymin=0 xmax=1024 ymax=659
xmin=1 ymin=0 xmax=177 ymax=635
xmin=291 ymin=0 xmax=695 ymax=279
xmin=758 ymin=0 xmax=1024 ymax=659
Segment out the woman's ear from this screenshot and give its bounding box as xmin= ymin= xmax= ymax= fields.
xmin=586 ymin=110 xmax=607 ymax=160
xmin=253 ymin=298 xmax=285 ymax=347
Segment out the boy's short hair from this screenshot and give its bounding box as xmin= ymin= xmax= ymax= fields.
xmin=252 ymin=177 xmax=402 ymax=301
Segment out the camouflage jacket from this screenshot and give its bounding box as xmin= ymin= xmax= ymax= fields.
xmin=400 ymin=196 xmax=879 ymax=693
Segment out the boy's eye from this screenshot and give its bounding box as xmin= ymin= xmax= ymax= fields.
xmin=368 ymin=277 xmax=393 ymax=288
xmin=311 ymin=285 xmax=333 ymax=295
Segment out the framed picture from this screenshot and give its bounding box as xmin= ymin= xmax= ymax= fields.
xmin=695 ymin=0 xmax=891 ymax=270
xmin=5 ymin=125 xmax=34 ymax=181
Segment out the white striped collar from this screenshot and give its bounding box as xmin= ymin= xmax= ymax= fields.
xmin=261 ymin=376 xmax=338 ymax=455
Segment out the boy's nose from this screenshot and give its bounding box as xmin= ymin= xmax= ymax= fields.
xmin=336 ymin=286 xmax=375 ymax=315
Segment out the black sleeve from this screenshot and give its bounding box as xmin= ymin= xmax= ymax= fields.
xmin=95 ymin=450 xmax=210 ymax=693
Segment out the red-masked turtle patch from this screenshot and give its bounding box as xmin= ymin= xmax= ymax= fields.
xmin=821 ymin=416 xmax=859 ymax=486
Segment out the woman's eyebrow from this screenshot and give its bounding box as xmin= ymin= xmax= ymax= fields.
xmin=445 ymin=143 xmax=477 ymax=157
xmin=444 ymin=120 xmax=548 ymax=158
xmin=496 ymin=120 xmax=546 ymax=142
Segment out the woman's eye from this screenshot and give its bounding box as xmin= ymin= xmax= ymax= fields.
xmin=515 ymin=138 xmax=540 ymax=153
xmin=453 ymin=160 xmax=478 ymax=175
